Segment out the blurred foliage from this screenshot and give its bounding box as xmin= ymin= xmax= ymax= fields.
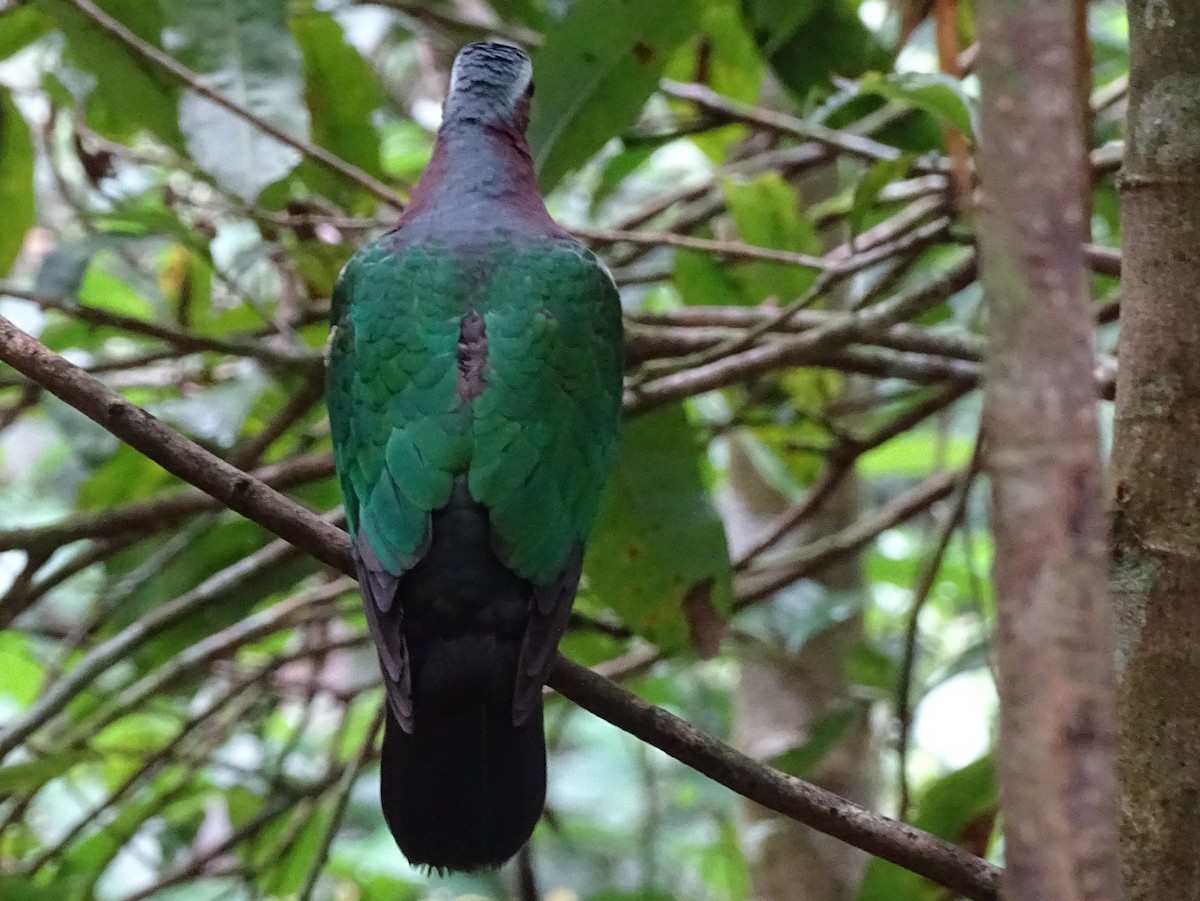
xmin=0 ymin=1 xmax=1128 ymax=900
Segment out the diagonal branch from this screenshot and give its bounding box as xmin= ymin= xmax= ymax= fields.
xmin=0 ymin=316 xmax=348 ymax=573
xmin=552 ymin=661 xmax=999 ymax=901
xmin=64 ymin=0 xmax=406 ymax=209
xmin=0 ymin=284 xmax=319 ymax=368
xmin=0 ymin=314 xmax=999 ymax=901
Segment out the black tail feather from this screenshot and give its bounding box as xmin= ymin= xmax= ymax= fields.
xmin=379 ymin=678 xmax=546 ymax=871
xmin=375 ymin=477 xmax=550 ymax=871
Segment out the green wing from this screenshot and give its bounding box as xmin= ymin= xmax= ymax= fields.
xmin=469 ymin=239 xmax=624 ymax=584
xmin=328 ymin=239 xmax=474 ymax=575
xmin=330 ymin=235 xmax=622 ymax=580
xmin=327 ymin=234 xmax=623 ymax=723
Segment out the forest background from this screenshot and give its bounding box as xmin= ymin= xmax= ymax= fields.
xmin=0 ymin=2 xmax=1190 ymax=901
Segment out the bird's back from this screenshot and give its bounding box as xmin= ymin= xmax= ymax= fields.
xmin=326 ymin=39 xmax=623 ymax=872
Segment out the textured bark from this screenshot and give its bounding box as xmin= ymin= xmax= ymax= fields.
xmin=976 ymin=3 xmax=1119 ymax=901
xmin=1113 ymin=3 xmax=1200 ymax=899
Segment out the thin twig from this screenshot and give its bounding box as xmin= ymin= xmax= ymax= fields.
xmin=573 ymin=226 xmax=828 ymax=271
xmin=737 ymin=469 xmax=961 ymax=607
xmin=64 ymin=0 xmax=405 ymax=209
xmin=297 ymin=703 xmax=386 ymax=901
xmin=896 ymin=440 xmax=984 ymax=818
xmin=0 ymin=313 xmax=999 ymax=900
xmin=660 ymin=80 xmax=949 ymax=173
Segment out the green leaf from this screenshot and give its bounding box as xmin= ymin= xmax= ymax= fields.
xmin=162 ymin=0 xmax=311 ymax=200
xmin=673 ymin=247 xmax=743 ymax=306
xmin=850 ymin=155 xmax=915 ymax=239
xmin=93 ymin=712 xmax=182 ymax=753
xmin=529 ymin=0 xmax=702 ymax=190
xmin=768 ymin=703 xmax=864 ymax=778
xmin=0 ymin=634 xmax=44 ymax=708
xmin=858 ymin=72 xmax=977 ymax=138
xmin=0 ymin=86 xmax=33 ymax=277
xmin=291 ymin=12 xmax=384 ymax=205
xmin=33 ymin=233 xmax=136 ymax=298
xmin=846 ymin=642 xmax=899 ymax=692
xmin=45 ymin=0 xmax=182 ymax=146
xmin=857 ymin=756 xmax=996 ymax=901
xmin=698 ymin=0 xmax=763 ymax=102
xmin=76 ymin=444 xmax=171 ymax=511
xmin=0 ymin=875 xmax=60 ymax=901
xmin=0 ymin=5 xmax=49 ymax=60
xmin=689 ymin=819 xmax=751 ymax=901
xmin=585 ymin=406 xmax=733 ymax=653
xmin=740 ymin=0 xmax=889 ymax=100
xmin=487 ymin=0 xmax=549 ymax=30
xmin=257 ymin=808 xmax=325 ymax=895
xmin=859 ymin=431 xmax=975 ymax=478
xmin=663 ymin=0 xmax=762 ymax=103
xmin=0 ymin=752 xmax=92 ymax=794
xmin=77 ymin=255 xmax=156 ymax=320
xmin=379 ymin=120 xmax=434 ymax=182
xmin=721 ymin=172 xmax=820 ymax=303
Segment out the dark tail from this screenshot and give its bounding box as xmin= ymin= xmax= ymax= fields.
xmin=379 ymin=639 xmax=547 ymax=872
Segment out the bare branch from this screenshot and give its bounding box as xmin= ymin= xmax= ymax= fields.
xmin=63 ymin=0 xmax=405 ymax=209
xmin=0 ymin=313 xmax=998 ymax=901
xmin=551 ymin=658 xmax=999 ymax=901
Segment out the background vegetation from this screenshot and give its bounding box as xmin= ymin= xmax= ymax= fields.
xmin=0 ymin=2 xmax=1138 ymax=900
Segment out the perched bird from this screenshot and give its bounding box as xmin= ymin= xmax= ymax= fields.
xmin=326 ymin=42 xmax=624 ymax=871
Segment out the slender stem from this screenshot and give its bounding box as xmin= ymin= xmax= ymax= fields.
xmin=297 ymin=703 xmax=387 ymax=901
xmin=896 ymin=440 xmax=984 ymax=818
xmin=0 ymin=317 xmax=998 ymax=899
xmin=63 ymin=0 xmax=405 ymax=209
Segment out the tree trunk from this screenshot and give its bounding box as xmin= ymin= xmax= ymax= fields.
xmin=975 ymin=2 xmax=1120 ymax=900
xmin=1113 ymin=3 xmax=1200 ymax=899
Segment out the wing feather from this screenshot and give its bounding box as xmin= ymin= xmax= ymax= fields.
xmin=330 ymin=235 xmax=623 ymax=730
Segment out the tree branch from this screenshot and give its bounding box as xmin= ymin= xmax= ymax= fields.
xmin=63 ymin=0 xmax=405 ymax=209
xmin=0 ymin=313 xmax=999 ymax=900
xmin=551 ymin=659 xmax=998 ymax=901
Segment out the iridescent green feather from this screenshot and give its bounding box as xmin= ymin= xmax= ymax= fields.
xmin=469 ymin=238 xmax=623 ymax=583
xmin=328 ymin=239 xmax=474 ymax=571
xmin=327 ymin=233 xmax=623 ymax=586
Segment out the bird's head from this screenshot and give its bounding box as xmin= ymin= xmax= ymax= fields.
xmin=442 ymin=42 xmax=534 ymax=134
